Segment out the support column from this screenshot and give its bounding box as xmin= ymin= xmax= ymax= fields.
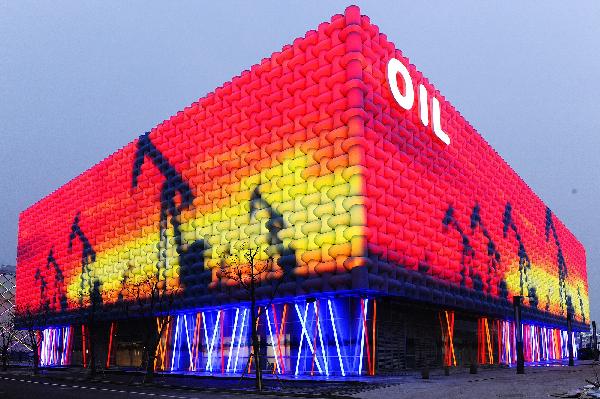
xmin=513 ymin=296 xmax=524 ymax=374
xmin=567 ymin=311 xmax=574 ymax=366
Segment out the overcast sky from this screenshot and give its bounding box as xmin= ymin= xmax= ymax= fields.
xmin=1 ymin=1 xmax=599 ymax=321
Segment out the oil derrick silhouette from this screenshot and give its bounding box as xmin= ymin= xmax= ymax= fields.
xmin=46 ymin=247 xmax=68 ymax=312
xmin=90 ymin=279 xmax=103 ymax=311
xmin=68 ymin=212 xmax=96 ymax=307
xmin=577 ymin=286 xmax=586 ymax=324
xmin=545 ymin=289 xmax=552 ymax=312
xmin=34 ymin=266 xmax=49 ymax=312
xmin=442 ymin=205 xmax=477 ymax=290
xmin=132 ymin=132 xmax=208 ymax=295
xmin=545 ymin=207 xmax=570 ymax=315
xmin=502 ymin=203 xmax=537 ymax=307
xmin=249 ymin=186 xmax=296 ymax=281
xmin=470 ymin=203 xmax=502 ymax=295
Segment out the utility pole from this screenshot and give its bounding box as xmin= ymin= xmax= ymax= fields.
xmin=513 ymin=296 xmax=524 ymax=374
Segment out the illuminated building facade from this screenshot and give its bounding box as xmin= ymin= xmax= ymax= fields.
xmin=15 ymin=6 xmax=588 ymax=376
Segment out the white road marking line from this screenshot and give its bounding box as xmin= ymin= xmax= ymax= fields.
xmin=2 ymin=375 xmax=194 ymax=399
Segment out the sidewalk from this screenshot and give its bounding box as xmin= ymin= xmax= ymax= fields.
xmin=354 ymin=361 xmax=600 ymax=399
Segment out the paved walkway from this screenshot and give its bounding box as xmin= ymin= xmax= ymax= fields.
xmin=355 ymin=362 xmax=600 ymax=399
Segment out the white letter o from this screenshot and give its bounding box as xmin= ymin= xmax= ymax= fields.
xmin=387 ymin=58 xmax=414 ymax=110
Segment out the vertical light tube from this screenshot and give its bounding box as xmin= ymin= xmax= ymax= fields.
xmin=226 ymin=308 xmax=240 ymax=373
xmin=266 ymin=306 xmax=281 ymax=374
xmin=201 ymin=312 xmax=210 ymax=371
xmin=295 ymin=303 xmax=323 ymax=375
xmin=233 ymin=308 xmax=247 ymax=373
xmin=191 ymin=312 xmax=201 ymax=371
xmin=64 ymin=326 xmax=71 ymax=365
xmin=206 ymin=310 xmax=221 ymax=372
xmin=273 ymin=304 xmax=286 ymax=374
xmin=314 ymin=301 xmax=328 ymax=376
xmin=42 ymin=329 xmax=47 ymax=366
xmin=183 ymin=314 xmax=193 ymax=367
xmin=358 ymin=299 xmax=369 ymax=376
xmin=40 ymin=329 xmax=45 ymax=366
xmin=106 ymin=322 xmax=115 ymax=369
xmin=327 ymin=299 xmax=345 ymax=377
xmin=294 ymin=303 xmax=307 ymax=376
xmin=171 ymin=315 xmax=180 ymax=371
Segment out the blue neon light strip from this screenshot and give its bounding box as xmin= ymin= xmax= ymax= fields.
xmin=206 ymin=310 xmax=221 ymax=372
xmin=39 ymin=326 xmax=71 ymax=367
xmin=171 ymin=316 xmax=180 ymax=371
xmin=294 ymin=303 xmax=307 ymax=376
xmin=314 ymin=301 xmax=328 ymax=376
xmin=358 ymin=298 xmax=368 ymax=376
xmin=233 ymin=308 xmax=247 ymax=373
xmin=226 ymin=308 xmax=240 ymax=372
xmin=183 ymin=314 xmax=193 ymax=367
xmin=295 ymin=302 xmax=323 ymax=375
xmin=201 ymin=312 xmax=210 ymax=370
xmin=266 ymin=306 xmax=281 ymax=374
xmin=327 ymin=299 xmax=345 ymax=376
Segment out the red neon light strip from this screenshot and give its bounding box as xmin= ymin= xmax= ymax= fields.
xmin=272 ymin=303 xmax=286 ymax=374
xmin=81 ymin=325 xmax=87 ymax=368
xmin=371 ymin=299 xmax=377 ymax=376
xmin=106 ymin=321 xmax=116 ymax=368
xmin=477 ymin=318 xmax=482 ymax=364
xmin=279 ymin=304 xmax=288 ymax=373
xmin=311 ymin=301 xmax=320 ymax=376
xmin=165 ymin=317 xmax=172 ymax=370
xmin=37 ymin=330 xmax=42 ymax=365
xmin=486 ymin=318 xmax=493 ymax=364
xmin=220 ymin=309 xmax=225 ymax=374
xmin=154 ymin=318 xmax=161 ymax=371
xmin=445 ymin=311 xmax=456 ymax=366
xmin=361 ymin=299 xmax=372 ymax=375
xmin=191 ymin=312 xmax=201 ymax=371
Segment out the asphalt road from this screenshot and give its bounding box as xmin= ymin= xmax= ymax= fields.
xmin=0 ymin=375 xmax=305 ymax=399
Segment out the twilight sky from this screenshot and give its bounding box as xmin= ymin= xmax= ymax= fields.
xmin=1 ymin=1 xmax=599 ymax=321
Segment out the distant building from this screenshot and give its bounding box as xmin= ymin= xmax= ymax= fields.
xmin=15 ymin=6 xmax=588 ymax=376
xmin=1 ymin=264 xmax=28 ymax=354
xmin=0 ymin=264 xmax=16 ymax=325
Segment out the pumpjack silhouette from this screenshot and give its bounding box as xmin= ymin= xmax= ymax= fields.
xmin=442 ymin=205 xmax=476 ymax=290
xmin=443 ymin=204 xmax=510 ymax=297
xmin=68 ymin=212 xmax=96 ymax=307
xmin=249 ymin=186 xmax=296 ymax=280
xmin=503 ymin=203 xmax=537 ymax=307
xmin=132 ymin=132 xmax=207 ymax=294
xmin=545 ymin=207 xmax=569 ymax=315
xmin=577 ymin=286 xmax=586 ymax=324
xmin=470 ymin=203 xmax=501 ymax=295
xmin=46 ymin=247 xmax=68 ymax=312
xmin=34 ymin=266 xmax=50 ymax=312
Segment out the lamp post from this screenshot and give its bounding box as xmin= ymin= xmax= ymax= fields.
xmin=513 ymin=296 xmax=524 ymax=374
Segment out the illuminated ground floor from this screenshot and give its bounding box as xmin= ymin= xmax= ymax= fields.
xmin=37 ymin=296 xmax=579 ymax=377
